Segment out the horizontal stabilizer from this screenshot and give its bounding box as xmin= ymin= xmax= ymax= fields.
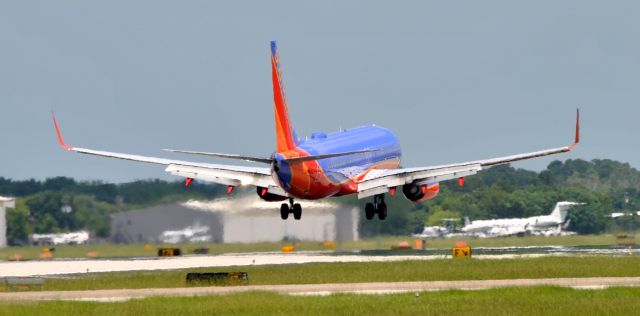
xmin=166 ymin=148 xmax=380 ymax=164
xmin=163 ymin=149 xmax=273 ymax=164
xmin=283 ymin=149 xmax=381 ymax=164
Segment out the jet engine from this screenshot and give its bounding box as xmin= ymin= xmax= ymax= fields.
xmin=402 ymin=182 xmax=440 ymax=202
xmin=256 ymin=186 xmax=288 ymax=202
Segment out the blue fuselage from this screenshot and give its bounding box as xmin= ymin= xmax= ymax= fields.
xmin=272 ymin=125 xmax=402 ymax=199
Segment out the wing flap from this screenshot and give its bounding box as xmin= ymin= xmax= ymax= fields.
xmin=165 ymin=164 xmax=273 ymax=187
xmin=357 ymin=164 xmax=481 ymax=199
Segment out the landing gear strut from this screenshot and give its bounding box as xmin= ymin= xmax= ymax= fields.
xmin=280 ymin=198 xmax=302 ymax=220
xmin=365 ymin=194 xmax=387 ymax=220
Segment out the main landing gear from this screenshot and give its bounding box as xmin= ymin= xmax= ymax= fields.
xmin=281 ymin=198 xmax=302 ymax=220
xmin=365 ymin=194 xmax=388 ymax=220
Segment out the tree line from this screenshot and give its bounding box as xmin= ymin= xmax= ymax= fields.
xmin=3 ymin=158 xmax=640 ymax=245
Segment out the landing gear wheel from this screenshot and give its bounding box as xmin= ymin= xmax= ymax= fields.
xmin=280 ymin=203 xmax=290 ymax=220
xmin=280 ymin=198 xmax=302 ymax=220
xmin=377 ymin=203 xmax=388 ymax=220
xmin=292 ymin=203 xmax=302 ymax=220
xmin=365 ymin=203 xmax=375 ymax=220
xmin=367 ymin=194 xmax=388 ymax=220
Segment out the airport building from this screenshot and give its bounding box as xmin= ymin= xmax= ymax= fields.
xmin=110 ymin=195 xmax=359 ymax=244
xmin=0 ymin=196 xmax=16 ymax=248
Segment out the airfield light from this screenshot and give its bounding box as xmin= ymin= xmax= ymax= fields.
xmin=454 ymin=241 xmax=468 ymax=248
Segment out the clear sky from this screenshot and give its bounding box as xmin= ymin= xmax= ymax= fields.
xmin=1 ymin=1 xmax=638 ymax=183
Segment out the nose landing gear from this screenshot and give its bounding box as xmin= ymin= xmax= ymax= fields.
xmin=365 ymin=194 xmax=388 ymax=220
xmin=280 ymin=198 xmax=302 ymax=220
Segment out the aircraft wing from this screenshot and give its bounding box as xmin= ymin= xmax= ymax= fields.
xmin=52 ymin=114 xmax=282 ymax=192
xmin=357 ymin=110 xmax=580 ymax=199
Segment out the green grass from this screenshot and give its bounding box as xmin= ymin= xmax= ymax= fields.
xmin=4 ymin=256 xmax=639 ymax=292
xmin=339 ymin=234 xmax=638 ymax=250
xmin=1 ymin=234 xmax=635 ymax=260
xmin=2 ymin=287 xmax=640 ymax=315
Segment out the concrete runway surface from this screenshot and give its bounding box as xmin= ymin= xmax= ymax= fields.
xmin=1 ymin=277 xmax=639 ymax=302
xmin=0 ymin=252 xmax=554 ymax=277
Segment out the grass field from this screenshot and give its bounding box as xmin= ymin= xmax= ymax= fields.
xmin=1 ymin=286 xmax=640 ymax=315
xmin=1 ymin=234 xmax=636 ymax=260
xmin=2 ymin=256 xmax=639 ymax=292
xmin=2 ymin=237 xmax=637 ymax=315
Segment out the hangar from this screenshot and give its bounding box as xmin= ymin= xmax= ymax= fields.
xmin=110 ymin=195 xmax=359 ymax=244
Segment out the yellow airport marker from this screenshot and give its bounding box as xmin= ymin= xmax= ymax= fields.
xmin=452 ymin=241 xmax=472 ymax=258
xmin=281 ymin=244 xmax=295 ymax=253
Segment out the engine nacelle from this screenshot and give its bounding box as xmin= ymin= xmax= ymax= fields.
xmin=402 ymin=182 xmax=440 ymax=202
xmin=256 ymin=186 xmax=288 ymax=202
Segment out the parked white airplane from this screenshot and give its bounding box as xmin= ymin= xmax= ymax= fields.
xmin=460 ymin=201 xmax=584 ymax=238
xmin=610 ymin=211 xmax=640 ymax=218
xmin=30 ymin=230 xmax=90 ymax=245
xmin=414 ymin=218 xmax=459 ymax=238
xmin=159 ymin=222 xmax=212 ymax=244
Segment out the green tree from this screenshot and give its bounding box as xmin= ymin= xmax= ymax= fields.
xmin=25 ymin=191 xmax=65 ymax=233
xmin=426 ymin=206 xmax=460 ymax=227
xmin=6 ymin=200 xmax=30 ymax=245
xmin=564 ymin=188 xmax=610 ymax=234
xmin=39 ymin=213 xmax=60 ymax=234
xmin=70 ymin=194 xmax=116 ymax=237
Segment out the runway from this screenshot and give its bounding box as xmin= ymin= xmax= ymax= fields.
xmin=0 ymin=252 xmax=445 ymax=277
xmin=0 ymin=252 xmax=556 ymax=277
xmin=2 ymin=245 xmax=638 ymax=277
xmin=1 ymin=277 xmax=639 ymax=302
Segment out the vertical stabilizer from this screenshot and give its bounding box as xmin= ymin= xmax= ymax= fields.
xmin=549 ymin=201 xmax=584 ymax=223
xmin=271 ymin=41 xmax=297 ymax=152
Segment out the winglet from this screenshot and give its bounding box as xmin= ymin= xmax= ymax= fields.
xmin=569 ymin=109 xmax=580 ymax=150
xmin=51 ymin=112 xmax=73 ymax=151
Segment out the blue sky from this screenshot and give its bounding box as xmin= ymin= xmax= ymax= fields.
xmin=1 ymin=1 xmax=638 ymax=182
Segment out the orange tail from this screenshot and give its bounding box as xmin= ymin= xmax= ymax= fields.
xmin=271 ymin=41 xmax=297 ymax=152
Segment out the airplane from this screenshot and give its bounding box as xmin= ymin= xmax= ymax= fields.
xmin=414 ymin=218 xmax=459 ymax=238
xmin=52 ymin=41 xmax=580 ymax=221
xmin=460 ymin=201 xmax=584 ymax=238
xmin=31 ymin=230 xmax=90 ymax=246
xmin=610 ymin=211 xmax=640 ymax=218
xmin=160 ymin=222 xmax=212 ymax=244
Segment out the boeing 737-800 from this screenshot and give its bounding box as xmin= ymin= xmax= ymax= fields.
xmin=53 ymin=41 xmax=580 ymax=221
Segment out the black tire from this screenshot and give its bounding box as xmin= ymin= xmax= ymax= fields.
xmin=365 ymin=203 xmax=375 ymax=220
xmin=378 ymin=203 xmax=388 ymax=220
xmin=293 ymin=203 xmax=302 ymax=220
xmin=280 ymin=203 xmax=290 ymax=220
